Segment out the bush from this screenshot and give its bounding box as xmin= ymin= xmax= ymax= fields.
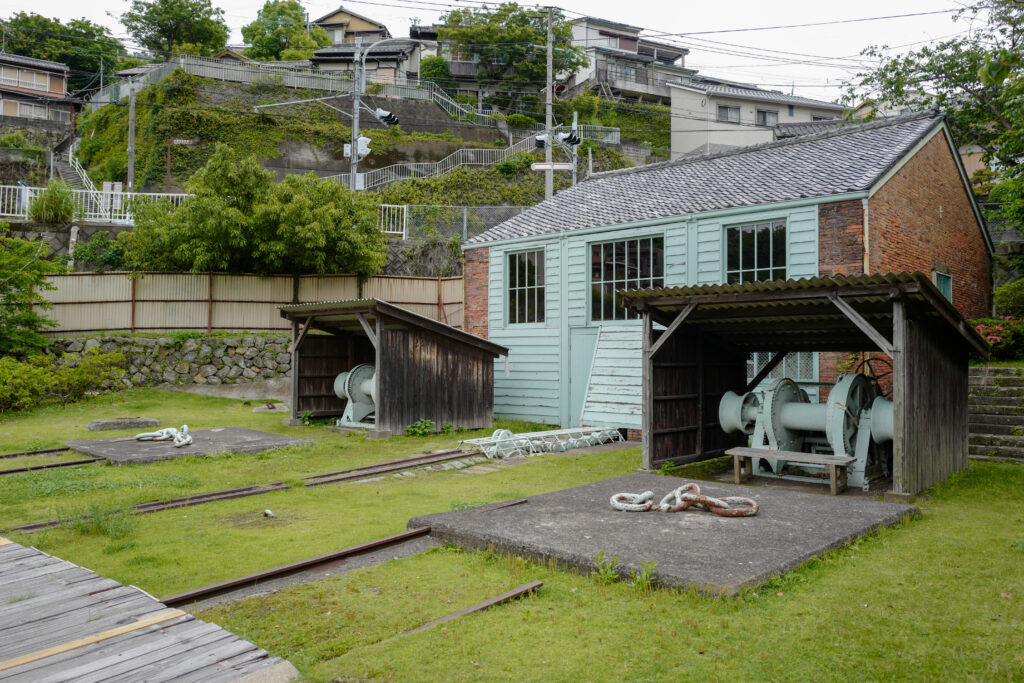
xmin=1 ymin=225 xmax=65 ymax=356
xmin=0 ymin=349 xmax=125 ymax=414
xmin=28 ymin=181 xmax=77 ymax=224
xmin=994 ymin=280 xmax=1024 ymax=317
xmin=973 ymin=317 xmax=1024 ymax=360
xmin=71 ymin=231 xmax=127 ymax=271
xmin=505 ymin=113 xmax=537 ymax=129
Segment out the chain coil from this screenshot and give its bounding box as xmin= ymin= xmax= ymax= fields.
xmin=612 ymin=483 xmax=758 ymax=517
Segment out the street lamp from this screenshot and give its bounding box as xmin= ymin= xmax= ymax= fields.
xmin=348 ymin=37 xmax=422 ymax=190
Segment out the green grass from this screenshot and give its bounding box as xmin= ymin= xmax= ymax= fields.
xmin=199 ymin=462 xmax=1024 ymax=682
xmin=970 ymin=358 xmax=1024 ymax=368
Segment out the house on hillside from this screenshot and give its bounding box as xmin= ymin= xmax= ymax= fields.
xmin=0 ymin=53 xmax=74 ymax=125
xmin=461 ymin=111 xmax=992 ymax=431
xmin=569 ymin=17 xmax=695 ymax=103
xmin=311 ymin=40 xmax=422 ymax=82
xmin=670 ymin=75 xmax=844 ymax=156
xmin=312 ymin=6 xmax=391 ymax=45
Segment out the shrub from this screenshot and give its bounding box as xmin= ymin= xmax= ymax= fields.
xmin=505 ymin=113 xmax=536 ymax=129
xmin=405 ymin=418 xmax=435 ymax=436
xmin=28 ymin=181 xmax=77 ymax=224
xmin=0 ymin=356 xmax=52 ymax=412
xmin=71 ymin=231 xmax=127 ymax=271
xmin=0 ymin=350 xmax=125 ymax=413
xmin=0 ymin=225 xmax=65 ymax=356
xmin=994 ymin=280 xmax=1024 ymax=317
xmin=972 ymin=317 xmax=1024 ymax=360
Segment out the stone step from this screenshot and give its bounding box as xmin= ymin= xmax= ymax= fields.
xmin=969 ymin=422 xmax=1017 ymax=436
xmin=968 ymin=444 xmax=1024 ymax=460
xmin=967 ymin=404 xmax=1024 ymax=417
xmin=969 ymin=366 xmax=1021 ymax=375
xmin=969 ymin=376 xmax=1024 ymax=388
xmin=968 ymin=433 xmax=1024 ymax=448
xmin=969 ymin=413 xmax=1024 ymax=426
xmin=968 ymin=394 xmax=1023 ymax=406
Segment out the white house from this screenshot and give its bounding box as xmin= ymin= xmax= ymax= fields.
xmin=670 ymin=76 xmax=844 ymax=157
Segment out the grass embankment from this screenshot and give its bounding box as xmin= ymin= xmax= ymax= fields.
xmin=0 ymin=389 xmax=635 ymax=597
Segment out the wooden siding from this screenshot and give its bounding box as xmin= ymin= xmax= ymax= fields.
xmin=484 ymin=200 xmax=821 ymax=428
xmin=377 ymin=327 xmax=495 ymax=433
xmin=580 ymin=326 xmax=642 ymax=428
xmin=294 ymin=334 xmax=374 ymax=417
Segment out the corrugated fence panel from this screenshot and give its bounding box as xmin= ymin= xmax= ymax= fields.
xmin=40 ymin=273 xmax=464 ymax=334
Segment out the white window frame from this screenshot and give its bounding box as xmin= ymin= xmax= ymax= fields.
xmin=717 ymin=104 xmax=740 ymax=123
xmin=724 ymin=219 xmax=788 ymax=284
xmin=507 ymin=249 xmax=546 ymax=325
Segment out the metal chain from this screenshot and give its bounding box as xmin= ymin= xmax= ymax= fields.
xmin=611 ymin=483 xmax=759 ymax=518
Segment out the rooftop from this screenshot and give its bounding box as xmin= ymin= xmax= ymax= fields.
xmin=671 ymin=77 xmax=845 ymax=111
xmin=0 ymin=51 xmax=70 ymax=73
xmin=466 ymin=111 xmax=943 ymax=245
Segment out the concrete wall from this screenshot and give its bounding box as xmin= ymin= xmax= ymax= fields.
xmin=7 ymin=220 xmax=132 ymax=258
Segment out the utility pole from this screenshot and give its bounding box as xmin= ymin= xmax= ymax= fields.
xmin=350 ymin=38 xmax=362 ymax=191
xmin=571 ymin=111 xmax=578 ymax=186
xmin=126 ymin=81 xmax=136 ymax=193
xmin=544 ymin=6 xmax=553 ymax=200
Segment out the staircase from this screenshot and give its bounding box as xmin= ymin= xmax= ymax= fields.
xmin=54 ymin=158 xmax=88 ymax=190
xmin=968 ymin=366 xmax=1024 ymax=461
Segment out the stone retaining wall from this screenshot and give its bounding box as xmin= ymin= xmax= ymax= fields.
xmin=49 ymin=334 xmax=292 ymax=388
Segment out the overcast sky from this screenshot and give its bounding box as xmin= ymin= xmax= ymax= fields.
xmin=20 ymin=0 xmax=984 ymax=101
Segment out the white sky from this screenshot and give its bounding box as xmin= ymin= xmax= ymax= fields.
xmin=18 ymin=0 xmax=984 ymax=101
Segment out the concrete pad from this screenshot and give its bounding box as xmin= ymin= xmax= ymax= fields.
xmin=409 ymin=472 xmax=917 ymax=594
xmin=87 ymin=417 xmax=161 ymax=431
xmin=65 ymin=427 xmax=306 ymax=465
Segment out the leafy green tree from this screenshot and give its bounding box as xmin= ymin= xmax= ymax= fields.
xmin=122 ymin=145 xmax=388 ymax=279
xmin=420 ymin=55 xmax=454 ymax=89
xmin=438 ymin=3 xmax=587 ymax=110
xmin=1 ymin=13 xmax=125 ymax=91
xmin=845 ymin=1 xmax=1023 ymax=223
xmin=0 ymin=223 xmax=65 ymax=357
xmin=121 ymin=0 xmax=229 ymax=57
xmin=241 ymin=0 xmax=329 ymax=61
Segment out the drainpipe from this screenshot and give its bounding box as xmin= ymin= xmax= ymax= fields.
xmin=861 ymin=198 xmax=870 ymax=274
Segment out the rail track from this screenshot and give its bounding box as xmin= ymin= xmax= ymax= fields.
xmin=0 ymin=446 xmax=72 ymax=460
xmin=7 ymin=449 xmax=485 ymax=534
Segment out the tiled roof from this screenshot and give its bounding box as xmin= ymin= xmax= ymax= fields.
xmin=671 ymin=79 xmax=845 ymax=110
xmin=466 ymin=111 xmax=943 ymax=245
xmin=313 ymin=40 xmax=418 ymax=57
xmin=0 ymin=52 xmax=69 ymax=73
xmin=773 ymin=120 xmax=845 ymax=138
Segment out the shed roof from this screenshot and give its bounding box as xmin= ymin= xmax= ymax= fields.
xmin=621 ymin=272 xmax=988 ymax=356
xmin=466 ymin=111 xmax=944 ymax=245
xmin=279 ymin=298 xmax=507 ymax=357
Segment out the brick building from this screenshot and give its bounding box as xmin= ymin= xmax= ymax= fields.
xmin=461 ymin=111 xmax=992 ymax=430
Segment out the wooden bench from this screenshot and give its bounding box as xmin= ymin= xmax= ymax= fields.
xmin=726 ymin=447 xmax=856 ymax=495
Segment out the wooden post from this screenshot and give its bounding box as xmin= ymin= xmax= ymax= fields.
xmin=641 ymin=309 xmax=653 ymax=469
xmin=290 ymin=319 xmax=300 ymax=420
xmin=696 ymin=329 xmax=704 ymax=457
xmin=207 ymin=272 xmax=213 ymax=333
xmin=891 ymin=296 xmax=907 ymax=494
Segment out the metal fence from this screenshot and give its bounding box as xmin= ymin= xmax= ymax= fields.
xmin=39 ymin=272 xmax=464 ymax=335
xmin=380 ymin=204 xmax=528 ymax=240
xmin=0 ymin=185 xmax=189 ymax=223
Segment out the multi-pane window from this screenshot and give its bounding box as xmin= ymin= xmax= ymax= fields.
xmin=756 ymin=109 xmax=778 ymax=126
xmin=17 ymin=102 xmax=48 ymax=120
xmin=934 ymin=271 xmax=953 ymax=302
xmin=725 ymin=220 xmax=786 ymax=283
xmin=590 ymin=237 xmax=664 ymax=321
xmin=717 ymin=105 xmax=740 ymax=123
xmin=507 ymin=250 xmax=545 ymax=324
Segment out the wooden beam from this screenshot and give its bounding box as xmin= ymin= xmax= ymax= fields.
xmin=641 ymin=310 xmax=654 ymax=471
xmin=913 ymin=285 xmax=990 ymax=357
xmin=827 ymin=291 xmax=894 ymax=356
xmin=294 ymin=316 xmax=314 ymax=351
xmin=356 ymin=312 xmax=377 ymax=349
xmin=648 ymin=303 xmax=697 ymax=358
xmin=630 ymin=283 xmax=918 ymax=310
xmin=744 ymin=351 xmax=786 ymax=392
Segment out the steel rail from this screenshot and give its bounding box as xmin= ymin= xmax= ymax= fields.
xmin=302 ymin=450 xmax=478 ymax=487
xmin=162 ymin=527 xmax=432 ymax=607
xmin=0 ymin=457 xmax=103 ymax=476
xmin=0 ymin=447 xmax=72 ymax=460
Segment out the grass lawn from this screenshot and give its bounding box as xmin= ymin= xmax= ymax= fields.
xmin=2 ymin=389 xmax=1022 ymax=680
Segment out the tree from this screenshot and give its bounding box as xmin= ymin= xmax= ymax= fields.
xmin=121 ymin=0 xmax=228 ymax=57
xmin=1 ymin=13 xmax=125 ymax=92
xmin=241 ymin=0 xmax=329 ymax=61
xmin=121 ymin=145 xmax=388 ymax=279
xmin=438 ymin=3 xmax=587 ymax=110
xmin=0 ymin=223 xmax=65 ymax=357
xmin=845 ymin=1 xmax=1024 ymax=223
xmin=420 ymin=55 xmax=454 ymax=89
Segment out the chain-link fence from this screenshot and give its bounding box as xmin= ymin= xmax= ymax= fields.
xmin=380 ymin=204 xmax=529 ymax=241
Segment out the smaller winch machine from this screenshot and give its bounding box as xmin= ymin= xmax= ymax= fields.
xmin=718 ymin=373 xmax=894 ymax=490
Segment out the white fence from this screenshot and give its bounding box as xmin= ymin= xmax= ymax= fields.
xmin=380 ymin=204 xmax=528 ymax=240
xmin=0 ymin=185 xmax=189 ymax=223
xmin=39 ymin=272 xmax=464 ymax=334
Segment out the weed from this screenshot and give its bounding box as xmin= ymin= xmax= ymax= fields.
xmin=592 ymin=550 xmax=620 ymax=584
xmin=301 ymin=410 xmax=314 ymax=426
xmin=448 ymin=501 xmax=490 ymax=511
xmin=62 ymin=505 xmax=137 ymax=539
xmin=103 ymin=540 xmax=138 ymax=554
xmin=628 ymin=560 xmax=657 ymax=592
xmin=171 ymin=330 xmax=204 ymax=347
xmin=1012 ymin=427 xmax=1024 ymax=437
xmin=656 ymin=462 xmax=678 ymax=476
xmin=405 ymin=419 xmax=435 ymax=437
xmin=441 ymin=422 xmax=455 ymax=435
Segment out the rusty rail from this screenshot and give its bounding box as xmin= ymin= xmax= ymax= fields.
xmin=303 ymin=449 xmax=476 ymax=487
xmin=162 ymin=527 xmax=432 ymax=607
xmin=0 ymin=447 xmax=72 ymax=460
xmin=399 ymin=580 xmax=543 ymax=636
xmin=0 ymin=457 xmax=102 ymax=476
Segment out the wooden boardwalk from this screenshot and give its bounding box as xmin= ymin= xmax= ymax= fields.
xmin=0 ymin=538 xmax=297 ymax=682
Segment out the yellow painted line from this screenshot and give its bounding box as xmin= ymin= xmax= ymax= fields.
xmin=0 ymin=609 xmax=187 ymax=672
xmin=0 ymin=538 xmax=13 ymax=546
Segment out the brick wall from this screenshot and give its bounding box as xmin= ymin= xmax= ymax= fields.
xmin=817 ymin=200 xmax=865 ymax=277
xmin=868 ymin=130 xmax=991 ymax=319
xmin=464 ymin=246 xmax=489 ymax=339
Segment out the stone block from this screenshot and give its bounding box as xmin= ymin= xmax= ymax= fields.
xmin=163 ymin=369 xmax=178 ymax=383
xmin=200 ymin=364 xmax=217 ymax=377
xmin=276 ymin=353 xmax=291 ymax=364
xmin=242 ymin=367 xmax=258 ymax=379
xmin=66 ymin=340 xmax=84 ymax=352
xmin=84 ymin=339 xmax=100 ymax=351
xmin=174 ymin=361 xmax=190 ymax=374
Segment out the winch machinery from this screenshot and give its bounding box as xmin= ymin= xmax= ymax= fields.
xmin=718 ymin=373 xmax=895 ymax=490
xmin=333 ymin=363 xmax=377 ymax=427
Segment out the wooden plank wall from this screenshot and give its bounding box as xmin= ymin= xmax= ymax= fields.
xmin=643 ymin=326 xmax=746 ymax=469
xmin=295 ymin=334 xmax=374 ymax=417
xmin=893 ymin=307 xmax=969 ymax=494
xmin=377 ymin=326 xmax=495 ymax=434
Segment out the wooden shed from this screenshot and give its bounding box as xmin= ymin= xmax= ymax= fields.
xmin=280 ymin=299 xmax=508 ymax=437
xmin=622 ymin=272 xmax=989 ymax=498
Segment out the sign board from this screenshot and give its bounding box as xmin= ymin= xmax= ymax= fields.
xmin=169 ymin=138 xmax=197 ymax=145
xmin=531 ymin=162 xmax=575 ymax=171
